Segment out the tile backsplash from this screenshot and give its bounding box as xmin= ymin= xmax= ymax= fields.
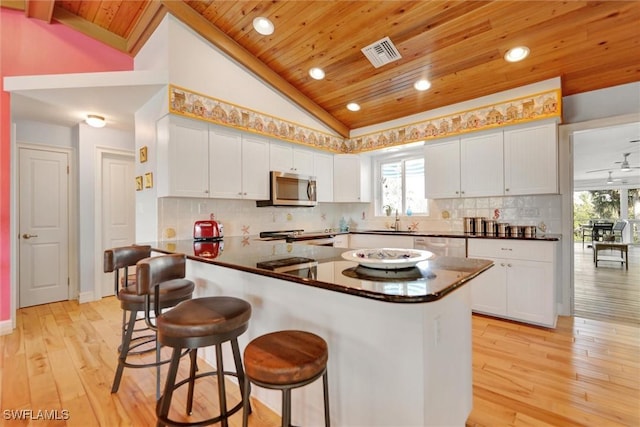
xmin=158 ymin=194 xmax=561 ymax=240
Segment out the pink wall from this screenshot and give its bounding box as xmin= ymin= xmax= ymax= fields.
xmin=0 ymin=8 xmax=133 ymax=321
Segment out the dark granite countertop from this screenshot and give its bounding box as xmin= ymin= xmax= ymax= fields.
xmin=148 ymin=237 xmax=493 ymax=304
xmin=350 ymin=229 xmax=561 ymax=241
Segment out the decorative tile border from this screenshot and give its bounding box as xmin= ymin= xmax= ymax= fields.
xmin=169 ymin=85 xmax=561 ymax=154
xmin=349 ymin=89 xmax=562 ymax=153
xmin=169 ymin=85 xmax=345 ymax=152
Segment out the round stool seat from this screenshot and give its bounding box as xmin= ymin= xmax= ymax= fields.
xmin=157 ymin=296 xmax=252 ymax=346
xmin=117 ymin=279 xmax=194 ymax=306
xmin=244 ymin=330 xmax=328 ymax=386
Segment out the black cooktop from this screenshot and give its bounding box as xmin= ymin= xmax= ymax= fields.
xmin=256 ymin=257 xmax=316 ymax=271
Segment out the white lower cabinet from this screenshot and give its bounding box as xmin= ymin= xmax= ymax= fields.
xmin=348 ymin=234 xmax=414 ymax=249
xmin=333 ymin=234 xmax=349 ymax=248
xmin=467 ymin=239 xmax=557 ymax=327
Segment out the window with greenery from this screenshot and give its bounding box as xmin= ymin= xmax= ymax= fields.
xmin=573 ymin=188 xmax=640 ymax=242
xmin=379 ymin=154 xmax=427 ymax=216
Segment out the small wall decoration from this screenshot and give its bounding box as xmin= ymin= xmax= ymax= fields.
xmin=144 ymin=172 xmax=153 ymax=188
xmin=135 ymin=176 xmax=143 ymax=191
xmin=139 ymin=146 xmax=148 ymax=163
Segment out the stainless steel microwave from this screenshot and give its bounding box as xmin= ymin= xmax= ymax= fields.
xmin=257 ymin=171 xmax=317 ymax=207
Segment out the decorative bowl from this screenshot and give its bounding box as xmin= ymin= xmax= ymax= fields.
xmin=341 ymin=248 xmax=433 ymax=270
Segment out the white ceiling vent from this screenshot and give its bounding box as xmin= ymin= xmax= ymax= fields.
xmin=361 ymin=36 xmax=402 ymax=68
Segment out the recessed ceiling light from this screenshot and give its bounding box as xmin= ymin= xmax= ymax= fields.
xmin=253 ymin=17 xmax=274 ymax=35
xmin=347 ymin=103 xmax=361 ymax=112
xmin=504 ymin=46 xmax=530 ymax=62
xmin=414 ymin=79 xmax=431 ymax=91
xmin=309 ymin=67 xmax=325 ymax=80
xmin=86 ymin=114 xmax=106 ymax=128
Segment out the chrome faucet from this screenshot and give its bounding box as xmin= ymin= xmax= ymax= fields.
xmin=391 ymin=209 xmax=400 ymax=231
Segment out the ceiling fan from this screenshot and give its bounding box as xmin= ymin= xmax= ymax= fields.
xmin=604 ymin=171 xmax=624 ymax=185
xmin=586 ymin=152 xmax=640 ymax=174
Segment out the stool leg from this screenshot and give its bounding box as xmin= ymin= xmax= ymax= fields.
xmin=157 ymin=347 xmax=181 ymax=427
xmin=282 ymin=388 xmax=292 ymax=427
xmin=232 ymin=338 xmax=251 ymax=415
xmin=322 ymin=371 xmax=330 ymax=427
xmin=215 ymin=343 xmax=229 ymax=427
xmin=155 ymin=334 xmax=162 ymax=400
xmin=241 ymin=376 xmax=251 ymax=427
xmin=111 ymin=309 xmax=137 ymax=393
xmin=186 ymin=349 xmax=198 ymax=415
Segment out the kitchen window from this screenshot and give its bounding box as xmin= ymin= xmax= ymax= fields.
xmin=377 ymin=151 xmax=428 ymax=216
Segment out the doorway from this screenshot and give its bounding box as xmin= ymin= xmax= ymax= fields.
xmin=18 ymin=147 xmax=70 ymax=308
xmin=570 ymin=121 xmax=640 ymax=325
xmin=97 ymin=151 xmax=135 ymax=298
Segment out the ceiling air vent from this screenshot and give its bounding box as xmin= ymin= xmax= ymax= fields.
xmin=361 ymin=36 xmax=402 ymax=68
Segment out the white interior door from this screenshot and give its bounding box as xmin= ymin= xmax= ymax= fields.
xmin=101 ymin=153 xmax=135 ymax=297
xmin=19 ymin=148 xmax=69 ymax=308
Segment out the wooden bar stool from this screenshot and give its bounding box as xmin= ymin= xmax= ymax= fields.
xmin=136 ymin=255 xmax=252 ymax=427
xmin=242 ymin=330 xmax=330 ymax=427
xmin=104 ymin=247 xmax=194 ymax=396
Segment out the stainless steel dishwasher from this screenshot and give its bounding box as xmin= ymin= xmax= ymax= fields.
xmin=414 ymin=236 xmax=467 ymax=257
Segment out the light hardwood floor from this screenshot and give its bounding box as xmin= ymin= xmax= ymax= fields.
xmin=1 ymin=298 xmax=638 ymax=426
xmin=574 ymin=242 xmax=639 ymax=325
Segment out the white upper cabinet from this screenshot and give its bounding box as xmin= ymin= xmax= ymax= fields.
xmin=424 ymin=138 xmax=461 ymax=199
xmin=209 ymin=126 xmax=242 ymax=199
xmin=269 ymin=141 xmax=315 ymax=176
xmin=241 ymin=135 xmax=270 ymax=199
xmin=333 ymin=154 xmax=371 ymax=202
xmin=209 ymin=126 xmax=269 ymax=200
xmin=314 ymin=151 xmax=334 ymax=202
xmin=460 ymin=131 xmax=504 ymax=197
xmin=157 ymin=115 xmax=210 ymax=198
xmin=503 ymin=122 xmax=558 ymax=195
xmin=424 ymin=122 xmax=558 ymax=199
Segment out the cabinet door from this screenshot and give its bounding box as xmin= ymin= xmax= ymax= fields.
xmin=314 ymin=152 xmax=334 ymax=202
xmin=270 ymin=142 xmax=315 ymax=176
xmin=269 ymin=142 xmax=293 ymax=173
xmin=460 ymin=132 xmax=503 ymax=197
xmin=293 ymin=149 xmax=315 ymax=176
xmin=469 ymin=257 xmax=508 ymax=316
xmin=506 ymin=259 xmax=555 ymax=326
xmin=334 ymin=155 xmax=371 ymax=202
xmin=163 ymin=117 xmax=210 ymax=197
xmin=242 ymin=135 xmax=270 ymax=200
xmin=210 ymin=126 xmax=243 ymax=199
xmin=504 ymin=123 xmax=558 ymax=195
xmin=424 ymin=139 xmax=461 ymax=198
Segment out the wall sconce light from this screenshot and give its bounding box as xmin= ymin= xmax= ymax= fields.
xmin=86 ymin=114 xmax=106 ymax=128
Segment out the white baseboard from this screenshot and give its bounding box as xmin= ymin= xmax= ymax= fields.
xmin=0 ymin=319 xmax=14 ymax=336
xmin=78 ymin=291 xmax=96 ymax=304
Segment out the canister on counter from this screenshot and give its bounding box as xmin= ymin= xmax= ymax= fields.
xmin=474 ymin=217 xmax=486 ymax=235
xmin=463 ymin=217 xmax=475 ymax=234
xmin=497 ymin=222 xmax=509 ymax=237
xmin=523 ymin=225 xmax=537 ymax=238
xmin=509 ymin=225 xmax=524 ymax=238
xmin=484 ymin=220 xmax=497 ymax=236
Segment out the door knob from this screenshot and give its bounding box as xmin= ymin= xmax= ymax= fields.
xmin=22 ymin=233 xmax=38 ymax=239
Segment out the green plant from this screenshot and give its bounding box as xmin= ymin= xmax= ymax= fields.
xmin=383 ymin=205 xmax=393 ymax=216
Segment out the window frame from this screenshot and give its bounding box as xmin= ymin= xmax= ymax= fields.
xmin=374 ymin=147 xmax=428 ymax=217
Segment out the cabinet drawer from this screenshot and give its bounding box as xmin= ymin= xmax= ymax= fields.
xmin=468 ymin=239 xmax=554 ymax=262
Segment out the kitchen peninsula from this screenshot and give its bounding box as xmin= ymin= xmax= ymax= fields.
xmin=152 ymin=237 xmax=493 ymax=426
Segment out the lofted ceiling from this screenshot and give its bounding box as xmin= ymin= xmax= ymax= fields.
xmin=3 ymin=0 xmax=639 ymax=138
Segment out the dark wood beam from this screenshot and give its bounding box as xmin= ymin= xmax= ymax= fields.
xmin=160 ymin=1 xmax=350 ymax=138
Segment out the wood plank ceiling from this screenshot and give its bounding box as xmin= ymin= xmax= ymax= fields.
xmin=4 ymin=0 xmax=640 ymax=137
